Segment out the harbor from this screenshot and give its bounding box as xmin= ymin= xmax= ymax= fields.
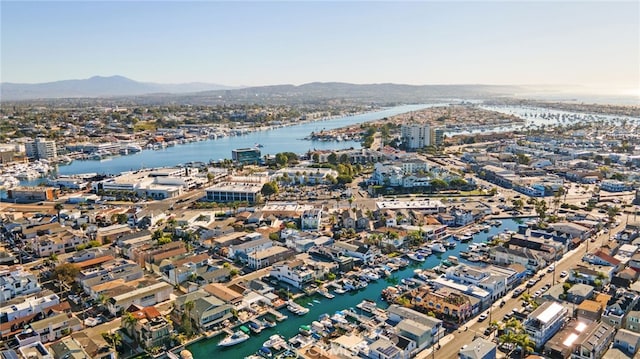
xmin=185 ymin=218 xmax=527 ymax=358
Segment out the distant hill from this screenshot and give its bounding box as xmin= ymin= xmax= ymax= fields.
xmin=135 ymin=82 xmax=526 ymax=106
xmin=0 ymin=75 xmax=236 ymax=101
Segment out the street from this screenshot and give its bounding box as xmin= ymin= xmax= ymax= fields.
xmin=429 ymin=220 xmax=625 ymax=359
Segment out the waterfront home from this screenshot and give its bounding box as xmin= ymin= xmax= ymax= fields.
xmin=7 ymin=186 xmax=58 ymax=203
xmin=571 ymin=321 xmax=615 ymax=359
xmin=408 ymin=286 xmax=474 ymax=324
xmin=28 ymin=313 xmax=82 ymax=343
xmin=489 ymin=246 xmax=544 ymax=272
xmin=0 ymin=265 xmax=41 ymax=302
xmin=202 ymin=283 xmax=243 ymax=306
xmin=333 ymin=240 xmax=379 ymax=264
xmin=330 ymin=334 xmax=367 ymax=357
xmin=269 ymin=260 xmax=315 ymax=289
xmin=523 ymin=301 xmax=569 ymax=350
xmin=444 ymin=264 xmax=510 ymax=302
xmin=174 ymin=290 xmax=233 ymax=332
xmin=387 ymin=305 xmax=443 ymax=351
xmin=613 ymin=329 xmax=640 ymax=357
xmin=429 ymin=276 xmax=491 ymax=311
xmin=122 ymin=306 xmax=172 ymax=349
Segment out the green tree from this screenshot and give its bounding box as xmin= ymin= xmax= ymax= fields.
xmin=535 ymin=199 xmax=548 ymax=222
xmin=52 ymin=263 xmax=80 ymax=285
xmin=430 ymin=179 xmax=447 ymax=192
xmin=261 ymin=181 xmax=279 ymax=199
xmin=121 ymin=312 xmax=138 ymax=336
xmin=152 ymin=229 xmax=163 ymax=241
xmin=275 ymin=153 xmax=288 ymax=167
xmin=327 ymin=153 xmax=338 ymax=165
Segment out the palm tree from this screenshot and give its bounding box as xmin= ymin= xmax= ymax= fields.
xmin=515 ymin=333 xmax=535 ymax=359
xmin=122 ymin=312 xmax=138 ymax=337
xmin=183 ymin=300 xmax=195 ymax=336
xmin=54 ymin=203 xmax=64 ymax=223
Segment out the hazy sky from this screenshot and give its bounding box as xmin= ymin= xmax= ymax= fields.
xmin=2 ymin=1 xmax=639 ymax=93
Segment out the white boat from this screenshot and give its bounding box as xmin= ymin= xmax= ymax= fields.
xmin=429 ymin=242 xmax=447 ymax=253
xmin=263 ymin=334 xmax=286 ymax=349
xmin=363 ymin=270 xmax=380 ymax=281
xmin=287 ymin=301 xmax=309 ymax=315
xmin=334 ymin=288 xmax=346 ymax=294
xmin=331 ymin=312 xmax=348 ymax=324
xmin=407 ymin=252 xmax=426 ymax=262
xmin=218 ymin=331 xmax=250 ymax=347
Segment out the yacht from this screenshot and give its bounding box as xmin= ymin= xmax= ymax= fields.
xmin=429 ymin=242 xmax=447 ymax=253
xmin=218 ymin=331 xmax=250 ymax=347
xmin=406 ymin=252 xmax=426 ymax=262
xmin=263 ymin=334 xmax=286 ymax=349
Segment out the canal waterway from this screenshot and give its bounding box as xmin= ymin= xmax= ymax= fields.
xmin=186 ymin=218 xmax=528 ymax=358
xmin=55 ymin=104 xmax=444 ymax=176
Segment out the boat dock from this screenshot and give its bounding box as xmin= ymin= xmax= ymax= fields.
xmin=266 ymin=308 xmax=288 ymax=322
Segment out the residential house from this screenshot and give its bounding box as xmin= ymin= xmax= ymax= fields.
xmin=409 ymin=285 xmax=474 ymax=323
xmin=122 ymin=306 xmax=172 ymax=349
xmin=567 ymin=284 xmax=595 ymax=304
xmin=333 ymin=240 xmax=379 ymax=264
xmin=576 ymin=300 xmax=604 ymax=323
xmin=246 ymin=246 xmax=295 ymax=270
xmin=174 ymin=291 xmax=233 ymax=332
xmin=612 ymin=329 xmax=640 ymax=357
xmin=202 ymin=283 xmax=244 ymax=306
xmin=602 ymin=291 xmax=639 ymax=329
xmin=1 ymin=294 xmax=60 ymax=323
xmin=106 ymin=282 xmax=172 ymax=316
xmin=301 ymin=209 xmax=322 ymax=231
xmin=227 ymin=236 xmax=271 ymax=261
xmin=524 ymin=301 xmax=569 ymax=349
xmin=269 ymin=260 xmax=315 ymax=289
xmin=571 ymin=321 xmax=615 ymax=359
xmin=29 ymin=313 xmax=82 ymax=343
xmin=49 ymin=336 xmax=92 ymax=359
xmin=459 ymin=337 xmax=497 ymax=359
xmin=489 ymin=246 xmax=544 ymax=272
xmin=0 ymin=265 xmax=40 ymax=302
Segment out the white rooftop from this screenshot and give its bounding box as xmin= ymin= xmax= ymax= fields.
xmin=538 ymin=302 xmax=564 ymax=323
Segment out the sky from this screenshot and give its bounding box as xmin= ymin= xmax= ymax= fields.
xmin=1 ymin=1 xmax=639 ymax=94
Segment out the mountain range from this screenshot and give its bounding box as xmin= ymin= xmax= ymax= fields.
xmin=0 ymin=75 xmax=525 ymax=104
xmin=0 ymin=75 xmax=236 ymax=101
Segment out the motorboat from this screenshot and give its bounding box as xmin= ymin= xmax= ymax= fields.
xmin=407 ymin=252 xmax=426 ymax=262
xmin=218 ymin=331 xmax=250 ymax=347
xmin=263 ymin=334 xmax=286 ymax=349
xmin=287 ymin=301 xmax=310 ymax=315
xmin=429 ymin=242 xmax=447 ymax=253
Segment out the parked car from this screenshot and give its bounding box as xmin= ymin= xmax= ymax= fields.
xmin=560 ymin=271 xmax=568 ymax=278
xmin=478 ymin=312 xmax=489 ymax=322
xmin=547 ymin=265 xmax=555 ymax=273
